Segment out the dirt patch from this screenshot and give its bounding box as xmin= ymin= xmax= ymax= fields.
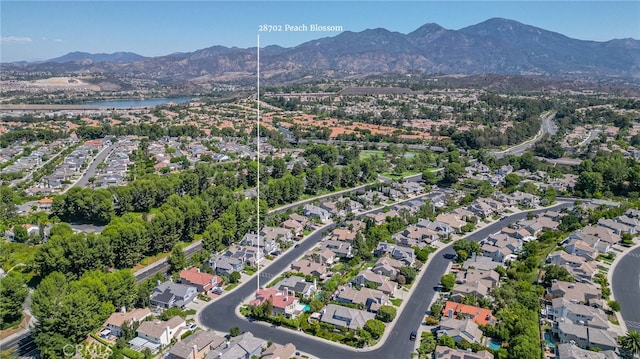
xmin=0 ymin=312 xmax=30 ymax=340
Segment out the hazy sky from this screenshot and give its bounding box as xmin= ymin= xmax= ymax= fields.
xmin=1 ymin=1 xmax=639 ymax=62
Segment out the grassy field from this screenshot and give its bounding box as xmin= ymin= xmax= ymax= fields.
xmin=359 ymin=150 xmax=386 ymax=160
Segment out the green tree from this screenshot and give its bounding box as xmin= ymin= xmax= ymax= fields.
xmin=438 ymin=335 xmax=455 ymax=348
xmin=504 ymin=173 xmax=522 ymax=188
xmin=608 ymin=300 xmax=621 ymax=312
xmin=443 ymin=162 xmax=463 ymax=184
xmin=417 ymin=332 xmax=437 ymax=357
xmin=542 ymin=265 xmax=573 ymax=287
xmin=399 ymin=266 xmax=417 ymax=284
xmin=229 ymin=326 xmax=241 ymax=337
xmin=167 ymin=244 xmax=187 ymax=274
xmin=576 ymin=171 xmax=603 ymax=197
xmin=13 ymin=225 xmax=28 ymax=243
xmin=229 ymin=271 xmax=241 ymax=284
xmin=363 ymin=319 xmax=385 ymax=339
xmin=440 ymin=274 xmax=456 ymax=292
xmin=0 ymin=186 xmax=16 ymax=220
xmin=375 ymin=305 xmax=397 ymax=323
xmin=620 ymin=330 xmax=640 ymax=359
xmin=0 ymin=273 xmax=28 ymax=329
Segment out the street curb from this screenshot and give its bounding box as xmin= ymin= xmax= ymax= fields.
xmin=607 ymin=242 xmax=640 ymax=334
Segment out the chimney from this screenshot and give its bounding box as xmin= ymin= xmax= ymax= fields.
xmin=284 ymin=287 xmax=289 ymax=301
xmin=225 ymin=341 xmax=230 ymax=348
xmin=120 ymin=306 xmax=126 ymax=313
xmin=448 ymin=309 xmax=454 ymax=318
xmin=192 ymin=344 xmax=198 ymax=359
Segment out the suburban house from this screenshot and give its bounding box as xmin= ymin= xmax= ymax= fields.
xmin=555 ymin=321 xmax=618 ymax=352
xmin=462 ymin=254 xmax=503 ymax=271
xmin=437 ymin=318 xmax=483 ymax=344
xmin=352 ymin=270 xmax=396 ymax=296
xmin=334 ymin=285 xmax=388 ymax=312
xmin=261 ymin=226 xmax=294 ymax=243
xmin=282 ymin=219 xmax=304 ymax=237
xmin=289 ymin=213 xmax=310 ymax=228
xmin=371 ymin=256 xmax=404 ymax=279
xmin=435 ymin=213 xmax=467 ymax=233
xmin=150 ymin=281 xmax=198 ymax=309
xmin=168 ymin=330 xmax=226 ymax=359
xmin=312 ymin=248 xmax=337 ymax=265
xmin=393 ymin=225 xmax=439 ymax=245
xmin=365 ymin=210 xmax=399 ymax=225
xmin=458 ymin=268 xmax=500 ymax=286
xmin=582 ymin=225 xmax=620 ymax=246
xmin=344 ymin=220 xmax=366 ymax=233
xmin=205 ymin=332 xmax=266 ymax=359
xmin=208 ymin=254 xmax=243 ymax=277
xmin=442 ymin=301 xmax=494 ymax=326
xmin=179 ymin=267 xmax=223 ymax=293
xmin=320 ymin=304 xmax=376 ymax=330
xmin=547 ymin=251 xmax=596 ymax=282
xmin=450 ymin=281 xmax=491 ymax=303
xmin=481 ymin=243 xmax=514 ymax=263
xmin=321 ymin=240 xmax=353 ymax=258
xmin=290 ymin=259 xmax=327 ymax=278
xmin=556 ymin=343 xmax=619 ymax=359
xmin=261 ymin=343 xmax=297 ymax=359
xmin=416 ymin=219 xmax=454 ymax=237
xmin=597 ymin=218 xmax=635 ymax=235
xmin=225 ymin=245 xmax=265 ymax=266
xmin=391 ymin=246 xmax=416 ymax=266
xmin=564 ymin=238 xmax=600 ymax=261
xmin=433 ymin=345 xmax=493 ymax=359
xmin=250 ymin=288 xmax=300 ymax=318
xmin=547 ymin=281 xmax=601 ymax=304
xmin=103 ymin=308 xmax=151 ymax=337
xmin=275 ymin=275 xmax=317 ymax=298
xmin=303 ymin=204 xmax=331 ymax=223
xmin=136 ymin=316 xmax=186 ymax=346
xmin=38 ymin=197 xmax=53 ymax=211
xmin=549 ymin=298 xmax=610 ymax=330
xmin=517 ymin=216 xmax=560 ymax=236
xmin=240 ymin=233 xmax=280 ymax=255
xmin=331 ymin=228 xmax=357 ymax=242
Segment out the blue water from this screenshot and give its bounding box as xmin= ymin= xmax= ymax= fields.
xmin=302 ymin=304 xmax=311 ymax=312
xmin=488 ymin=339 xmax=501 ymax=351
xmin=81 ymin=97 xmax=192 ymax=108
xmin=544 ymin=332 xmax=556 ymax=349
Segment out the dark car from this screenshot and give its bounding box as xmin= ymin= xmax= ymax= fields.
xmin=410 ymin=330 xmax=418 ymax=340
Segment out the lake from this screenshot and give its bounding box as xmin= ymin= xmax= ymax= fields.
xmin=80 ymin=97 xmax=192 ymax=108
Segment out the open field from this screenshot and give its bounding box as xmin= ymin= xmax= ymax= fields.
xmin=359 ymin=150 xmax=386 ymax=160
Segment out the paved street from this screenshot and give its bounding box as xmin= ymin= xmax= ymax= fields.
xmin=198 ymin=201 xmax=572 ymax=358
xmin=490 ymin=112 xmax=556 ymax=159
xmin=68 ymin=143 xmax=116 ymax=191
xmin=612 ymin=246 xmax=640 ymax=331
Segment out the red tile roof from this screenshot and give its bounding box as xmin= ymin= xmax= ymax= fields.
xmin=442 ymin=301 xmax=493 ymax=326
xmin=179 ymin=267 xmax=218 ymax=291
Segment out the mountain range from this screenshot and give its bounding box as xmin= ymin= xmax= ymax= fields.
xmin=3 ymin=18 xmax=639 ymax=84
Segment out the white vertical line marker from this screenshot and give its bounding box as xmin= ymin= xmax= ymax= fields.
xmin=256 ymin=34 xmax=261 ymax=292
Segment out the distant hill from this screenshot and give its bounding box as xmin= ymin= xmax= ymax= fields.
xmin=4 ymin=18 xmax=639 ymax=83
xmin=46 ymin=51 xmax=148 ymax=63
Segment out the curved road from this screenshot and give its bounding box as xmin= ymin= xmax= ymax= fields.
xmin=489 ymin=112 xmax=557 ymax=159
xmin=199 ymin=201 xmax=572 ymax=358
xmin=612 ymin=246 xmax=640 ymax=332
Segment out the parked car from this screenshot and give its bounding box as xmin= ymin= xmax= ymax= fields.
xmin=410 ymin=330 xmax=417 ymax=340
